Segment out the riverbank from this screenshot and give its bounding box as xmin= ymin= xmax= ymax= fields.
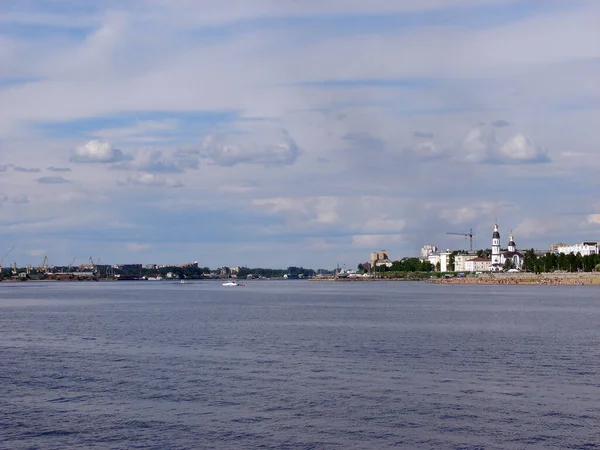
xmin=433 ymin=272 xmax=600 ymax=285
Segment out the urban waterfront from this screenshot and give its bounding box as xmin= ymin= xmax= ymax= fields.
xmin=1 ymin=281 xmax=599 ymax=449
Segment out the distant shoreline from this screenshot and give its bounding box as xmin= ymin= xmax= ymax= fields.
xmin=313 ymin=273 xmax=600 ymax=286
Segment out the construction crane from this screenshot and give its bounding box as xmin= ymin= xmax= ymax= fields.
xmin=39 ymin=256 xmax=49 ymax=273
xmin=1 ymin=246 xmax=15 ymax=272
xmin=446 ymin=228 xmax=476 ymax=252
xmin=89 ymin=257 xmax=101 ymax=273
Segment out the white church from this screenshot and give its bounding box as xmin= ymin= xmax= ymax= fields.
xmin=491 ymin=224 xmax=524 ymax=272
xmin=425 ymin=224 xmax=525 ymax=272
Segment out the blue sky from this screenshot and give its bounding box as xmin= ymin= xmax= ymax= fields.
xmin=1 ymin=0 xmax=599 ymax=269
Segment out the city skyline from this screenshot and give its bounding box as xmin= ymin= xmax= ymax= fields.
xmin=1 ymin=1 xmax=599 ymax=268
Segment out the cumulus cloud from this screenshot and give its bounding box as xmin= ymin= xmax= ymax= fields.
xmin=122 ymin=172 xmax=183 ymax=187
xmin=459 ymin=124 xmax=550 ymax=164
xmin=37 ymin=176 xmax=71 ymax=184
xmin=460 ymin=124 xmax=498 ymax=162
xmin=70 ymin=140 xmax=129 ymax=163
xmin=202 ymin=128 xmax=300 ymax=166
xmin=47 ymin=166 xmax=72 ymax=172
xmin=491 ymin=120 xmax=511 ymax=128
xmin=495 ymin=134 xmax=550 ymax=164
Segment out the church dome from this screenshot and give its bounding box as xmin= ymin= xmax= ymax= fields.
xmin=492 ymin=227 xmax=500 ymax=239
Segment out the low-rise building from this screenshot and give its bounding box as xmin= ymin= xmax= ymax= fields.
xmin=465 ymin=257 xmax=492 ymax=272
xmin=454 ymin=253 xmax=478 ymax=272
xmin=555 ymin=241 xmax=599 ymax=256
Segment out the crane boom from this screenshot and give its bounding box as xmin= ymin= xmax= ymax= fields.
xmin=445 ymin=228 xmax=476 ymax=252
xmin=0 ymin=245 xmax=15 ymax=271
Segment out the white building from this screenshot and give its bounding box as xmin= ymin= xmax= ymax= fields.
xmin=555 ymin=241 xmax=599 ymax=256
xmin=420 ymin=245 xmax=438 ymax=259
xmin=439 ymin=251 xmax=451 ymax=272
xmin=427 ymin=253 xmax=441 ymax=270
xmin=454 ymin=254 xmax=478 ymax=272
xmin=465 ymin=257 xmax=492 ymax=272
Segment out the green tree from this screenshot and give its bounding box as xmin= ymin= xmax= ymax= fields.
xmin=476 ymin=248 xmax=492 ymax=258
xmin=448 ymin=252 xmax=456 ymax=272
xmin=420 ymin=260 xmax=433 ymax=272
xmin=523 ymin=248 xmax=537 ymax=273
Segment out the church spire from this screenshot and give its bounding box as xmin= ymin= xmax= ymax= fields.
xmin=491 ymin=224 xmax=502 ymax=271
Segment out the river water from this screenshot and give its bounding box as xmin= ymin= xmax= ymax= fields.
xmin=1 ymin=280 xmax=599 ymax=449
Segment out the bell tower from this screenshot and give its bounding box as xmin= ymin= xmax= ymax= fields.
xmin=491 ymin=224 xmax=501 ymax=271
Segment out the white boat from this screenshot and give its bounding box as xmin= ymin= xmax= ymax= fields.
xmin=222 ymin=281 xmax=239 ymax=286
xmin=180 ymin=279 xmax=185 ymax=284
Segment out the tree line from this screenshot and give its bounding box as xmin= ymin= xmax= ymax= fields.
xmin=522 ymin=249 xmax=600 ymax=273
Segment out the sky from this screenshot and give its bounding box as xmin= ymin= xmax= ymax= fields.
xmin=1 ymin=0 xmax=599 ymax=269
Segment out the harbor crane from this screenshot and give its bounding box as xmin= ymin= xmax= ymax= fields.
xmin=1 ymin=246 xmax=15 ymax=272
xmin=89 ymin=257 xmax=101 ymax=273
xmin=39 ymin=256 xmax=49 ymax=273
xmin=446 ymin=228 xmax=476 ymax=252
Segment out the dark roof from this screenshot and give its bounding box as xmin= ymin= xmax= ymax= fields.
xmin=493 ymin=231 xmax=500 ymax=238
xmin=502 ymin=251 xmax=522 ymax=257
xmin=468 ymin=257 xmax=491 ymax=262
xmin=508 ymin=240 xmax=516 ymax=246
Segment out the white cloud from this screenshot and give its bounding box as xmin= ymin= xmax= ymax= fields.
xmin=587 ymin=214 xmax=600 ymax=225
xmin=122 ymin=172 xmax=182 ymax=187
xmin=459 ymin=124 xmax=550 ymax=164
xmin=497 ymin=133 xmax=549 ymax=163
xmin=203 ymin=127 xmax=300 ymax=166
xmin=71 ymin=140 xmax=129 ymax=163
